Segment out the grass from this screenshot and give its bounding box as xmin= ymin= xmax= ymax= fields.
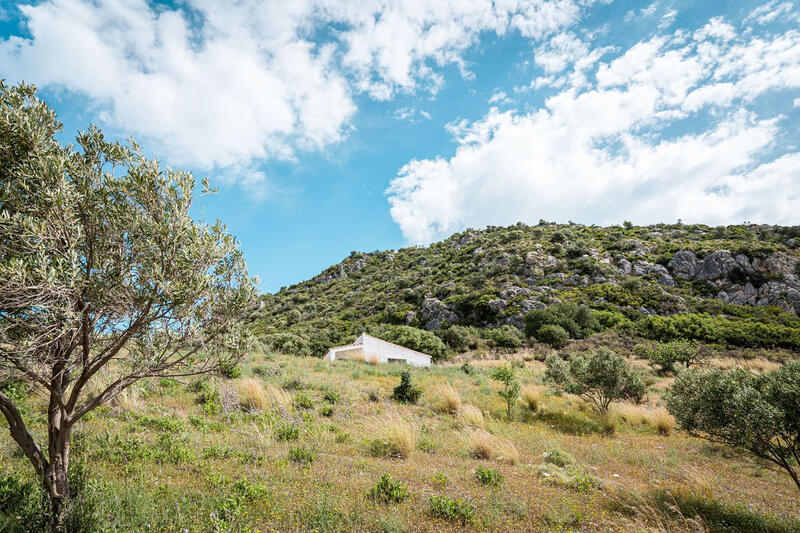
xmin=433 ymin=382 xmax=462 ymax=414
xmin=0 ymin=351 xmax=797 ymax=532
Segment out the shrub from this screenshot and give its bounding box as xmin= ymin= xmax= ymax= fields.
xmin=367 ymin=474 xmax=409 ymax=504
xmin=288 ymin=446 xmax=316 ymax=464
xmin=491 ymin=365 xmax=520 ymax=419
xmin=428 ymin=496 xmax=475 ymax=524
xmin=322 ymin=390 xmax=341 ymax=404
xmin=544 ymin=447 xmax=575 ymax=467
xmin=319 ymin=405 xmax=334 ymax=417
xmin=667 ymin=361 xmax=800 ymax=491
xmin=475 ymin=466 xmax=503 ymax=487
xmin=294 ymin=392 xmax=314 ymax=409
xmin=483 ymin=325 xmax=524 ymax=349
xmin=461 ymin=362 xmax=474 ymax=375
xmin=264 ymin=332 xmax=312 ymax=357
xmin=392 ymin=371 xmax=422 ymax=404
xmin=643 ymin=339 xmax=707 ymax=373
xmin=544 ymin=349 xmax=646 ymax=413
xmin=434 ymin=383 xmax=462 ymax=414
xmin=537 ymin=324 xmax=569 ymax=348
xmin=524 ymin=302 xmax=601 ymax=340
xmin=441 ymin=325 xmax=479 ymax=352
xmin=275 ymin=423 xmax=300 ymax=441
xmin=217 ymin=361 xmax=242 ymax=379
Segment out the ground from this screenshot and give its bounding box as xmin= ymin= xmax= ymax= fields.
xmin=1 ymin=343 xmax=798 ymax=532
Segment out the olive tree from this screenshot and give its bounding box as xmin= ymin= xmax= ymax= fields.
xmin=544 ymin=349 xmax=646 ymax=413
xmin=0 ymin=82 xmax=258 ymax=530
xmin=667 ymin=362 xmax=800 ymax=491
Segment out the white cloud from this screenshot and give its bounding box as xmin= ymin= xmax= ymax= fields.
xmin=387 ymin=18 xmax=800 ymax=243
xmin=489 ymin=90 xmax=513 ymax=104
xmin=745 ymin=1 xmax=796 ymax=25
xmin=0 ymin=0 xmax=592 ymax=181
xmin=392 ymin=106 xmax=431 ymax=123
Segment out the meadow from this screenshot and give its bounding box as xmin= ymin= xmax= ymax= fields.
xmin=1 ymin=339 xmax=798 ymax=532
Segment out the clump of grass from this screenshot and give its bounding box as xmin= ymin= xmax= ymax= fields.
xmin=460 ymin=404 xmax=485 ymax=428
xmin=535 ymin=463 xmax=599 ymax=493
xmin=475 ymin=466 xmax=503 ymax=487
xmin=236 ymin=378 xmax=269 ymax=412
xmin=112 ymin=386 xmax=143 ymax=413
xmin=265 ymin=385 xmax=292 ymax=411
xmin=466 ymin=430 xmax=518 ymax=464
xmin=434 ymin=383 xmax=462 ymax=414
xmin=274 ymin=422 xmax=300 ymax=441
xmin=319 ymin=405 xmax=334 ymax=417
xmin=365 ymin=410 xmax=418 ymax=459
xmin=611 ymin=403 xmax=675 ymax=435
xmin=288 ymin=446 xmax=316 ymax=464
xmin=428 ymin=496 xmax=475 ymax=524
xmin=367 ymin=474 xmax=409 ymax=504
xmin=521 ymin=385 xmax=543 ymax=413
xmin=322 ymin=390 xmax=341 ymax=404
xmin=651 ymin=409 xmax=676 ymax=436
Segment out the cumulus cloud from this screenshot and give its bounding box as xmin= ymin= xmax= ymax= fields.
xmin=0 ymin=0 xmax=590 ymax=178
xmin=387 ymin=16 xmax=800 ymax=243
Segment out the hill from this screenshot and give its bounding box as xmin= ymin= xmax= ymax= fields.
xmin=252 ymin=222 xmax=800 ymax=359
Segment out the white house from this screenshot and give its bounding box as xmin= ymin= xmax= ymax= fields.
xmin=323 ymin=333 xmax=431 ymax=367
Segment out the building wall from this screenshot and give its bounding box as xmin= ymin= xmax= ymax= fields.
xmin=359 ymin=334 xmax=431 ymax=367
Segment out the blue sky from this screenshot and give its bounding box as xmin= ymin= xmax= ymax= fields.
xmin=1 ymin=0 xmax=799 ymax=292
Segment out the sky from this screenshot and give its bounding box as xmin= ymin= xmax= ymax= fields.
xmin=1 ymin=0 xmax=799 ymax=292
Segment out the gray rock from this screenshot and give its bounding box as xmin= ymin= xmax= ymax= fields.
xmin=488 ymin=299 xmax=508 ymax=313
xmin=420 ymin=297 xmax=458 ymax=331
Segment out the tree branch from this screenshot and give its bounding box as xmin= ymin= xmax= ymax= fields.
xmin=0 ymin=390 xmax=47 ymax=477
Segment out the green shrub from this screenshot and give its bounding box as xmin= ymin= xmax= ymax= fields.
xmin=544 ymin=349 xmax=646 ymax=413
xmin=537 ymin=324 xmax=569 ymax=348
xmin=474 ymin=466 xmax=503 ymax=487
xmin=428 ymin=496 xmax=475 ymax=524
xmin=294 ymin=392 xmax=314 ymax=409
xmin=643 ymin=339 xmax=707 ymax=372
xmin=544 ymin=447 xmax=575 ymax=467
xmin=264 ymin=332 xmax=312 ymax=357
xmin=461 ymin=362 xmax=474 ymax=375
xmin=524 ymin=303 xmax=600 ymax=340
xmin=483 ymin=325 xmax=524 ymax=349
xmin=367 ymin=474 xmax=409 ymax=504
xmin=274 ymin=423 xmax=300 ymax=441
xmin=217 ymin=361 xmax=242 ymax=379
xmin=441 ymin=325 xmax=479 ymax=352
xmin=288 ymin=446 xmax=316 ymax=464
xmin=322 ymin=390 xmax=341 ymax=404
xmin=319 ymin=405 xmax=334 ymax=417
xmin=392 ymin=371 xmax=422 ymax=404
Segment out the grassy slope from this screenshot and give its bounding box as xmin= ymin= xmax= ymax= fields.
xmin=2 ymin=349 xmax=798 ymax=532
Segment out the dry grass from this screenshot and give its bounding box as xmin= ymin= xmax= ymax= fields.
xmin=365 ymin=408 xmax=418 ymax=459
xmin=460 ymin=404 xmax=485 ymax=428
xmin=265 ymin=384 xmax=293 ymax=411
xmin=614 ymin=491 xmax=709 ymax=532
xmin=712 ymin=357 xmax=780 ymax=374
xmin=112 ymin=386 xmax=143 ymax=413
xmin=434 ymin=382 xmax=462 ymax=414
xmin=466 ymin=429 xmax=518 ymax=464
xmin=521 ymin=385 xmax=543 ymax=413
xmin=237 ymin=378 xmax=269 ymax=411
xmin=612 ymin=402 xmax=676 ymax=435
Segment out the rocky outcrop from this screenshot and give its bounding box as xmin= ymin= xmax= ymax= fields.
xmin=420 ymin=297 xmax=458 ymax=330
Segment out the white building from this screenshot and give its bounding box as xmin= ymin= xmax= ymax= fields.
xmin=323 ymin=333 xmax=431 ymax=367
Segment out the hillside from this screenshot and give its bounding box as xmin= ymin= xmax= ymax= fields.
xmin=252 ymin=222 xmax=800 ymax=358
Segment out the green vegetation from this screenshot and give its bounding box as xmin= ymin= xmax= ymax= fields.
xmin=639 ymin=339 xmax=708 ymax=373
xmin=474 ymin=466 xmax=503 ymax=487
xmin=544 ymin=349 xmax=646 ymax=413
xmin=428 ymin=496 xmax=475 ymax=524
xmin=667 ymin=361 xmax=800 ymax=491
xmin=391 ymin=371 xmax=423 ymax=404
xmin=367 ymin=474 xmax=409 ymax=504
xmin=491 ymin=365 xmax=520 ymax=419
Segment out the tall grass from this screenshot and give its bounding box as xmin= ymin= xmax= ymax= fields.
xmin=434 ymin=383 xmax=462 ymax=414
xmin=237 ymin=378 xmax=269 ymax=412
xmin=466 ymin=429 xmax=518 ymax=464
xmin=365 ymin=409 xmax=418 ymax=459
xmin=460 ymin=404 xmax=485 ymax=428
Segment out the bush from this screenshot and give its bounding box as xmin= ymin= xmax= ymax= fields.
xmin=441 ymin=325 xmax=479 ymax=352
xmin=643 ymin=339 xmax=707 ymax=373
xmin=428 ymin=496 xmax=475 ymax=524
xmin=367 ymin=474 xmax=409 ymax=504
xmin=294 ymin=392 xmax=314 ymax=409
xmin=264 ymin=332 xmax=312 ymax=357
xmin=475 ymin=466 xmax=503 ymax=487
xmin=483 ymin=325 xmax=524 ymax=349
xmin=537 ymin=324 xmax=569 ymax=348
xmin=319 ymin=405 xmax=334 ymax=417
xmin=217 ymin=361 xmax=242 ymax=379
xmin=524 ymin=302 xmax=601 ymax=340
xmin=392 ymin=371 xmax=422 ymax=404
xmin=667 ymin=361 xmax=800 ymax=491
xmin=544 ymin=349 xmax=646 ymax=413
xmin=544 ymin=447 xmax=575 ymax=467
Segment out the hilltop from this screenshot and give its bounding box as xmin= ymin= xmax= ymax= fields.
xmin=252 ymin=222 xmax=800 ymax=358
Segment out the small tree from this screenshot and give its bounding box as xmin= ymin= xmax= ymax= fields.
xmin=392 ymin=371 xmax=422 ymax=404
xmin=544 ymin=349 xmax=646 ymax=413
xmin=667 ymin=362 xmax=800 ymax=491
xmin=644 ymin=339 xmax=707 ymax=373
xmin=491 ymin=365 xmax=520 ymax=419
xmin=0 ymin=82 xmax=258 ymax=530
